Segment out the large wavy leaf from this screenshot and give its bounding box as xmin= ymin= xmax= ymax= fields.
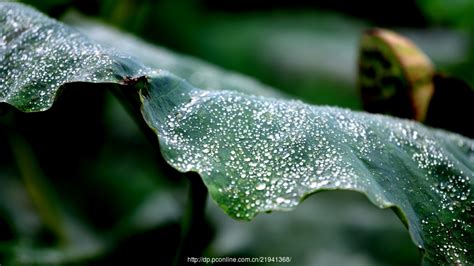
xmin=1 ymin=3 xmax=473 ymax=264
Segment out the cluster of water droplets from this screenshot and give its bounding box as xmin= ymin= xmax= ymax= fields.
xmin=0 ymin=3 xmax=148 ymax=111
xmin=160 ymin=91 xmax=369 ymax=217
xmin=155 ymin=87 xmax=473 ymax=263
xmin=384 ymin=123 xmax=473 ymax=264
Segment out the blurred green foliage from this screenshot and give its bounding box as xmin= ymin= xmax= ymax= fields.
xmin=1 ymin=0 xmax=473 ymax=265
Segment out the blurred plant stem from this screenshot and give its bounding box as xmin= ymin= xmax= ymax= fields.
xmin=173 ymin=174 xmax=208 ymax=266
xmin=7 ymin=131 xmax=68 ymax=246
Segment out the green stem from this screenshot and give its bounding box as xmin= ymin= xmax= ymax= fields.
xmin=173 ymin=174 xmax=209 ymax=266
xmin=7 ymin=131 xmax=68 ymax=246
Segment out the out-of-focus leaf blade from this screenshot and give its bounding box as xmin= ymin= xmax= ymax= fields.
xmin=418 ymin=0 xmax=474 ymax=29
xmin=1 ymin=3 xmax=473 ymax=265
xmin=63 ymin=12 xmax=282 ymax=99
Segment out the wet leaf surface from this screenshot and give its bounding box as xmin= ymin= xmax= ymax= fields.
xmin=140 ymin=74 xmax=474 ymax=264
xmin=0 ymin=2 xmax=148 ymax=112
xmin=1 ymin=3 xmax=473 ymax=264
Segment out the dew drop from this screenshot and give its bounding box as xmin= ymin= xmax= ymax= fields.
xmin=276 ymin=197 xmax=286 ymax=204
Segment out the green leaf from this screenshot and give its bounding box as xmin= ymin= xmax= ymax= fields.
xmin=140 ymin=74 xmax=473 ymax=265
xmin=0 ymin=2 xmax=148 ymax=112
xmin=1 ymin=3 xmax=473 ymax=265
